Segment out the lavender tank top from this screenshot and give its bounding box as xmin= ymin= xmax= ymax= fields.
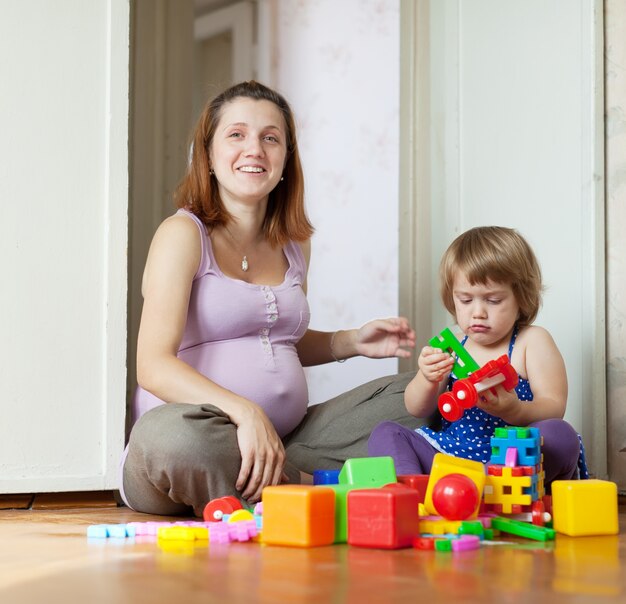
xmin=131 ymin=209 xmax=311 ymax=438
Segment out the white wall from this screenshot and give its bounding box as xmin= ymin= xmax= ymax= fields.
xmin=269 ymin=0 xmax=402 ymax=405
xmin=0 ymin=0 xmax=128 ymax=492
xmin=420 ymin=0 xmax=605 ymax=470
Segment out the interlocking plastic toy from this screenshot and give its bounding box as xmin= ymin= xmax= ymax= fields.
xmin=438 ymin=354 xmax=518 ymax=421
xmin=429 ymin=327 xmax=480 ymax=379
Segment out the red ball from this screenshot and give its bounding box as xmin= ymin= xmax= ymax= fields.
xmin=431 ymin=473 xmax=479 ymax=520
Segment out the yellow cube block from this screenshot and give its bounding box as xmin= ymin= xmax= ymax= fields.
xmin=262 ymin=485 xmax=336 ymax=547
xmin=424 ymin=453 xmax=486 ymax=517
xmin=552 ymin=480 xmax=619 ymax=537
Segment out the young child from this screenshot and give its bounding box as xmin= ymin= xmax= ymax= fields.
xmin=368 ymin=226 xmax=588 ymax=489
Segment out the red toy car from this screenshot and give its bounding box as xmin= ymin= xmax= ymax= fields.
xmin=438 ymin=354 xmax=518 ymax=421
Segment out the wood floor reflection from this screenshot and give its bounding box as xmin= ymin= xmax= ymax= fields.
xmin=0 ymin=504 xmax=624 ymax=604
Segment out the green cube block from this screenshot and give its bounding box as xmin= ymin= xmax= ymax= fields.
xmin=338 ymin=457 xmax=397 ymax=488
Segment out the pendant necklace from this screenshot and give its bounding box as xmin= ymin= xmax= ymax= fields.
xmin=224 ymin=225 xmax=250 ymax=272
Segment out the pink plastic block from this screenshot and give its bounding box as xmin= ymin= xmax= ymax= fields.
xmin=505 ymin=447 xmax=518 ymax=467
xmin=452 ymin=535 xmax=481 ymax=552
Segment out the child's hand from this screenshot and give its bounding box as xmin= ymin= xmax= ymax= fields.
xmin=418 ymin=347 xmax=455 ymax=383
xmin=476 ymin=385 xmax=519 ymax=420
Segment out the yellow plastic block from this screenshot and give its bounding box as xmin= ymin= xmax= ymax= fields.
xmin=552 ymin=480 xmax=619 ymax=537
xmin=424 ymin=453 xmax=486 ymax=517
xmin=420 ymin=518 xmax=462 ymax=535
xmin=157 ymin=526 xmax=208 ymax=541
xmin=262 ymin=485 xmax=336 ymax=547
xmin=484 ymin=468 xmax=532 ymax=514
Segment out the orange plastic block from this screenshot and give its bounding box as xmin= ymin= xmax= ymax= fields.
xmin=261 ymin=485 xmax=335 ymax=547
xmin=552 ymin=480 xmax=619 ymax=537
xmin=424 ymin=454 xmax=485 ymax=517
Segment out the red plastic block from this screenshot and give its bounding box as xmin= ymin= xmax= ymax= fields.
xmin=347 ymin=488 xmax=420 ymax=549
xmin=397 ymin=474 xmax=430 ymax=503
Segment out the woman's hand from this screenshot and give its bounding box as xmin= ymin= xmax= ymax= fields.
xmin=418 ymin=346 xmax=455 ymax=383
xmin=231 ymin=401 xmax=287 ymax=503
xmin=353 ymin=317 xmax=416 ymax=359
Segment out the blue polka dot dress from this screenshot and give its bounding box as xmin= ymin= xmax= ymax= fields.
xmin=417 ymin=326 xmax=589 ymax=478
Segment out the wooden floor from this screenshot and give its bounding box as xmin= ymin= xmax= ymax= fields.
xmin=0 ymin=502 xmax=625 ymax=604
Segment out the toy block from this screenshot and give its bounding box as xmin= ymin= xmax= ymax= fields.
xmin=157 ymin=526 xmax=208 ymax=541
xmin=419 ymin=516 xmax=462 ymax=535
xmin=429 ymin=327 xmax=480 ymax=379
xmin=452 ymin=535 xmax=481 ymax=551
xmin=126 ymin=521 xmax=172 ymax=537
xmin=413 ymin=536 xmax=436 ymax=550
xmin=505 ymin=447 xmax=518 ymax=467
xmin=328 ymin=483 xmax=359 ymax=544
xmin=424 ymin=453 xmax=486 ymax=517
xmin=261 ymin=485 xmax=335 ymax=547
xmin=490 ymin=426 xmax=541 ymax=466
xmin=397 ymin=474 xmax=430 ymax=503
xmin=551 ymin=480 xmax=619 ymax=537
xmin=488 ymin=465 xmax=527 ymax=477
xmin=347 ymin=488 xmax=420 ymax=549
xmin=490 ymin=517 xmax=555 ymax=541
xmin=233 ymin=521 xmax=259 ymax=542
xmin=87 ymin=525 xmax=110 ymax=538
xmin=339 ymin=456 xmax=397 ymax=487
xmin=434 ymin=538 xmax=453 ymax=552
xmin=484 ymin=468 xmax=536 ymax=514
xmin=458 ymin=521 xmax=485 ymax=538
xmin=87 ymin=523 xmax=135 ymax=538
xmin=313 ymin=469 xmax=341 ymax=485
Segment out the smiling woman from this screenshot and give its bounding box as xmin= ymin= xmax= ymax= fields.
xmin=121 ymin=80 xmax=421 ymax=517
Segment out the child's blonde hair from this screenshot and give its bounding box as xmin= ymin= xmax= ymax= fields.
xmin=439 ymin=226 xmax=543 ymax=326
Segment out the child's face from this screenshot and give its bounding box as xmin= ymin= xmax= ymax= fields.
xmin=452 ymin=273 xmax=520 ymax=348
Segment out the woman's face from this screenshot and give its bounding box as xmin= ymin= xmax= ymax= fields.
xmin=209 ymin=97 xmax=288 ymax=208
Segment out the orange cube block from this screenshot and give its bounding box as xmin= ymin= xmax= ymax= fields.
xmin=262 ymin=485 xmax=336 ymax=547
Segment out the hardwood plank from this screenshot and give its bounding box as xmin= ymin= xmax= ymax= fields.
xmin=0 ymin=494 xmax=33 ymax=510
xmin=31 ymin=491 xmax=118 ymax=510
xmin=0 ymin=506 xmax=623 ymax=604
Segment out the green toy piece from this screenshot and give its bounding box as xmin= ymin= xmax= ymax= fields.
xmin=338 ymin=456 xmax=397 ymax=488
xmin=328 ymin=484 xmax=356 ymax=544
xmin=429 ymin=327 xmax=480 ymax=379
xmin=434 ymin=538 xmax=453 ymax=552
xmin=491 ymin=517 xmax=556 ymax=541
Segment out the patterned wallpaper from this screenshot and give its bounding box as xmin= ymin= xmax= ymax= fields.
xmin=605 ymin=0 xmax=626 ymax=490
xmin=272 ymin=0 xmax=401 ymax=405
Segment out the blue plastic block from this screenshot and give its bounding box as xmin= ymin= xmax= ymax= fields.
xmin=314 ymin=469 xmax=341 ymax=485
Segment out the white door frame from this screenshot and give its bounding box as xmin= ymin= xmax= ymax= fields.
xmin=194 ymin=1 xmax=254 ymax=83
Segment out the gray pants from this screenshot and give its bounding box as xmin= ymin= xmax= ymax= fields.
xmin=122 ymin=371 xmax=420 ymax=517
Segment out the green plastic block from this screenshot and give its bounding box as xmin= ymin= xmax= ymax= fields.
xmin=338 ymin=457 xmax=397 ymax=488
xmin=434 ymin=538 xmax=453 ymax=552
xmin=459 ymin=521 xmax=484 ymax=537
xmin=490 ymin=517 xmax=556 ymax=541
xmin=429 ymin=327 xmax=479 ymax=379
xmin=328 ymin=484 xmax=357 ymax=544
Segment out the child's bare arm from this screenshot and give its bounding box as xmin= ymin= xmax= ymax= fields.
xmin=404 ymin=346 xmax=455 ymax=417
xmin=477 ymin=327 xmax=567 ymax=424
